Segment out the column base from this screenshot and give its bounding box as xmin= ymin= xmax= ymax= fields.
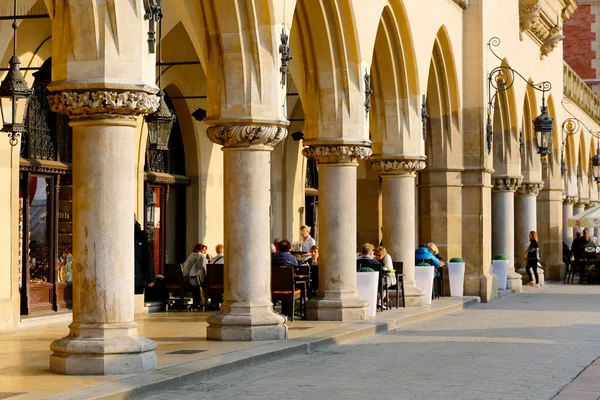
xmin=306 ymin=293 xmax=368 ymax=321
xmin=465 ymin=272 xmax=498 ymax=303
xmin=49 ymin=322 xmax=157 ymax=375
xmin=207 ymin=304 xmax=287 ymax=341
xmin=544 ymin=261 xmax=565 ymax=281
xmin=403 ymin=284 xmax=425 ymax=307
xmin=507 ymin=271 xmax=523 ymax=292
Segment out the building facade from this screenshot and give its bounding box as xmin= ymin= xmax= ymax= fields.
xmin=0 ymin=0 xmax=599 ymax=375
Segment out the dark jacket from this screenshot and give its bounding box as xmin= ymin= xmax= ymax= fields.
xmin=357 ymin=257 xmax=381 ymax=271
xmin=134 ymin=221 xmax=155 ymax=288
xmin=572 ymin=236 xmax=588 ymax=260
xmin=272 ymin=251 xmax=298 ymax=267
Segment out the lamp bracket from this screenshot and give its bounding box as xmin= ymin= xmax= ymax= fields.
xmin=144 ymin=0 xmax=162 ymax=54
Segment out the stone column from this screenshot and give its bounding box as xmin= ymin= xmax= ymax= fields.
xmin=563 ymin=196 xmax=577 ymax=247
xmin=492 ymin=176 xmax=523 ymax=292
xmin=573 ymin=199 xmax=586 ymax=237
xmin=515 ymin=182 xmax=544 ymax=282
xmin=303 ymin=145 xmax=370 ymax=321
xmin=47 ymin=91 xmax=159 ymax=375
xmin=206 ymin=124 xmax=287 ymax=340
xmin=371 ymin=158 xmax=426 ymax=307
xmin=515 ymin=182 xmax=543 ymax=260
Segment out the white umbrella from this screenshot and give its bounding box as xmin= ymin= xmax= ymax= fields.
xmin=567 ymin=205 xmax=600 ymax=228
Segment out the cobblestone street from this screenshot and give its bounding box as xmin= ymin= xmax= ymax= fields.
xmin=149 ymin=284 xmax=600 ymax=400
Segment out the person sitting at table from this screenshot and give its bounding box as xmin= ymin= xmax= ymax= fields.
xmin=271 ymin=239 xmax=298 ymax=267
xmin=308 ymin=245 xmax=319 ymax=265
xmin=210 ymin=244 xmax=224 ymax=264
xmin=357 ymin=243 xmax=381 ymax=269
xmin=300 ymin=226 xmax=316 ymax=261
xmin=375 ymin=246 xmax=397 ymax=307
xmin=415 ymin=244 xmax=441 ymax=268
xmin=427 ymin=243 xmax=445 ymax=267
xmin=273 ymin=238 xmax=282 ymax=253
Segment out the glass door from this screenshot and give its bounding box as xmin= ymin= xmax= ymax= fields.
xmin=22 ymin=174 xmax=55 ymax=314
xmin=145 ymin=185 xmax=164 ymax=275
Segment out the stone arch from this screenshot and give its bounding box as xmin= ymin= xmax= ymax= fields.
xmin=424 ymin=25 xmax=461 ymax=168
xmin=492 ymin=59 xmax=519 ymax=176
xmin=290 ymin=0 xmax=366 ymax=144
xmin=520 ymin=83 xmax=541 ymax=182
xmin=369 ymin=0 xmax=419 ymax=154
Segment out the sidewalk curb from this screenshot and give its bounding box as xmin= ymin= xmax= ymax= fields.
xmin=46 ymin=297 xmax=480 ymax=400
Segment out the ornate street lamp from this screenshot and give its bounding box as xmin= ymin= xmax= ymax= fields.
xmin=561 ymin=98 xmax=600 ymax=179
xmin=486 ymin=37 xmax=552 ymax=163
xmin=0 ymin=0 xmax=32 ymax=146
xmin=143 ymin=9 xmax=174 ymax=150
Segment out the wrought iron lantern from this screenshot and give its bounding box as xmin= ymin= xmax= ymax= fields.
xmin=1 ymin=0 xmax=32 ymax=146
xmin=561 ymin=98 xmax=600 ymax=180
xmin=486 ymin=37 xmax=552 ymax=164
xmin=145 ymin=90 xmax=174 ymax=150
xmin=533 ymin=102 xmax=554 ymax=158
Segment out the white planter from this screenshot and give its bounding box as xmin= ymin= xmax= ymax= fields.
xmin=415 ymin=266 xmax=435 ymax=305
xmin=447 ymin=262 xmax=465 ymax=297
xmin=493 ymin=260 xmax=509 ymax=290
xmin=356 ymin=271 xmax=379 ymax=318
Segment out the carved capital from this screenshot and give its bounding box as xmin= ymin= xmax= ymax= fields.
xmin=575 ymin=199 xmax=589 ymax=208
xmin=370 ymin=159 xmax=426 ymax=175
xmin=302 ymin=145 xmax=372 ymax=164
xmin=206 ymin=124 xmax=287 ymax=148
xmin=564 ymin=196 xmax=578 ymax=205
xmin=519 ymin=0 xmax=564 ymax=59
xmin=492 ymin=176 xmax=522 ymax=192
xmin=48 ymin=91 xmax=160 ymax=120
xmin=516 ymin=182 xmax=544 ymax=196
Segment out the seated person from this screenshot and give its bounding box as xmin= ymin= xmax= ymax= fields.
xmin=271 ymin=239 xmax=298 ymax=267
xmin=415 ymin=244 xmax=441 ymax=268
xmin=357 ymin=243 xmax=381 ymax=270
xmin=308 ymin=245 xmax=319 ymax=265
xmin=210 ymin=244 xmax=224 ymax=264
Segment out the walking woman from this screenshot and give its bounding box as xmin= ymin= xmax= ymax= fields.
xmin=527 ymin=231 xmax=540 ymax=287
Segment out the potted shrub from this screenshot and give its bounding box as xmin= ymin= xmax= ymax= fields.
xmin=448 ymin=257 xmax=465 ymax=297
xmin=356 ymin=267 xmax=378 ymax=318
xmin=414 ymin=262 xmax=435 ymax=305
xmin=493 ymin=254 xmax=509 ymax=290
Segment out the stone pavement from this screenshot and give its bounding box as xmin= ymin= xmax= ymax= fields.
xmin=148 ymin=283 xmax=600 ymax=400
xmin=0 ymin=296 xmax=477 ymax=399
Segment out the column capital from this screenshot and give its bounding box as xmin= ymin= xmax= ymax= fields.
xmin=206 ymin=123 xmax=288 ymax=149
xmin=492 ymin=176 xmax=522 ymax=192
xmin=302 ymin=145 xmax=372 ymax=164
xmin=516 ymin=181 xmax=544 ymax=196
xmin=575 ymin=198 xmax=589 ymax=208
xmin=563 ymin=196 xmax=578 ymax=205
xmin=370 ymin=158 xmax=426 ymax=175
xmin=48 ymin=90 xmax=159 ymax=120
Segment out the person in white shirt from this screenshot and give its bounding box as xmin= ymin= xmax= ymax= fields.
xmin=210 ymin=244 xmax=224 ymax=264
xmin=300 ymin=226 xmax=316 ymax=261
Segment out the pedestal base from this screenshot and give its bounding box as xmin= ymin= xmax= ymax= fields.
xmin=49 ymin=323 xmax=157 ymax=375
xmin=403 ymin=285 xmax=425 ymax=307
xmin=207 ymin=305 xmax=287 ymax=341
xmin=306 ymin=294 xmax=368 ymax=321
xmin=507 ymin=271 xmax=523 ymax=292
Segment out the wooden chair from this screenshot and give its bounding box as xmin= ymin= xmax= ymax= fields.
xmin=294 ymin=264 xmax=311 ymax=300
xmin=391 ymin=261 xmax=405 ymax=308
xmin=205 ymin=263 xmax=224 ymax=308
xmin=163 ymin=263 xmax=195 ymax=311
xmin=271 ymin=266 xmax=304 ymax=321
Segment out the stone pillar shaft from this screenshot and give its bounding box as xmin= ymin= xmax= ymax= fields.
xmin=206 ymin=124 xmax=287 ymax=340
xmin=372 ymin=159 xmax=425 ymax=307
xmin=304 ymin=145 xmax=371 ymax=321
xmin=515 ymin=182 xmax=543 ymax=263
xmin=492 ymin=176 xmax=523 ymax=292
xmin=563 ymin=197 xmax=576 ymax=246
xmin=47 ymin=91 xmax=160 ymax=375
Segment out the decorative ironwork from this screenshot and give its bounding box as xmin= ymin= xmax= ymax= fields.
xmin=279 ymin=26 xmax=292 ymax=88
xmin=147 ymin=148 xmax=168 ymax=173
xmin=421 ymin=94 xmax=429 ymax=141
xmin=486 ymin=37 xmax=552 ymax=157
xmin=23 ymin=72 xmax=54 ymax=160
xmin=143 ymin=0 xmax=162 ymax=54
xmin=364 ymin=70 xmax=373 ymax=115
